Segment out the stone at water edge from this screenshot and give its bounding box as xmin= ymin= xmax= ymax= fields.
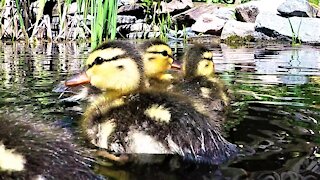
xmin=235 ymin=3 xmax=259 ymax=23
xmin=191 ymin=14 xmax=226 ymax=35
xmin=255 ymin=12 xmax=320 ymax=44
xmin=277 ymin=0 xmax=318 ymax=18
xmin=220 ymin=20 xmax=255 ymax=41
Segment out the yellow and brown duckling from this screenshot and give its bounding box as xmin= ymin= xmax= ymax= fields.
xmin=138 ymin=39 xmax=180 ymax=89
xmin=172 ymin=44 xmax=231 ymax=127
xmin=66 ymin=41 xmax=238 ymax=165
xmin=0 ymin=113 xmax=102 ymax=179
xmin=140 ymin=40 xmax=174 ymax=81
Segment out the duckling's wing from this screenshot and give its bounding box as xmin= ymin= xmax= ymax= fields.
xmin=140 ymin=91 xmax=237 ymax=164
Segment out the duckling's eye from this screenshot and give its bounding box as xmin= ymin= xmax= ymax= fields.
xmin=161 ymin=51 xmax=168 ymax=56
xmin=117 ymin=65 xmax=124 ymax=70
xmin=205 ymin=64 xmax=209 ymax=67
xmin=94 ymin=57 xmax=104 ymax=65
xmin=88 ymin=57 xmax=104 ymax=69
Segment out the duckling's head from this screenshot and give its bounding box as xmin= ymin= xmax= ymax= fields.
xmin=183 ymin=44 xmax=215 ymax=79
xmin=66 ymin=41 xmax=144 ymax=95
xmin=140 ymin=40 xmax=174 ymax=80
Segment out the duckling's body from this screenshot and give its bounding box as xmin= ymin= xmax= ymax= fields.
xmin=0 ymin=113 xmax=101 ymax=179
xmin=84 ymin=89 xmax=236 ymax=164
xmin=172 ymin=44 xmax=231 ymax=128
xmin=69 ymin=41 xmax=237 ymax=165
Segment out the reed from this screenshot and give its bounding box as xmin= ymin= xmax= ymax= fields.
xmin=14 ymin=0 xmax=28 ymax=40
xmin=30 ymin=0 xmax=46 ymax=40
xmin=90 ymin=0 xmax=117 ymax=49
xmin=288 ymin=18 xmax=301 ymax=46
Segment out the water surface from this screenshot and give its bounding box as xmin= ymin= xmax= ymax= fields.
xmin=0 ymin=41 xmax=319 ymax=179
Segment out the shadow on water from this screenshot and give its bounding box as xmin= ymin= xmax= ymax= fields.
xmin=0 ymin=41 xmax=319 ymax=179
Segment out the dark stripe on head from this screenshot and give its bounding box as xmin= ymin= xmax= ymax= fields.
xmin=90 ymin=41 xmax=144 ymax=70
xmin=140 ymin=39 xmax=168 ymax=50
xmin=146 ymin=50 xmax=173 ymax=59
xmin=87 ymin=54 xmax=129 ymax=69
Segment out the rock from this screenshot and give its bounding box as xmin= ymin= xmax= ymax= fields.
xmin=118 ymin=0 xmax=138 ymax=6
xmin=118 ymin=22 xmax=157 ymax=32
xmin=117 ymin=23 xmax=159 ymax=37
xmin=191 ymin=14 xmax=226 ymax=35
xmin=214 ymin=7 xmax=236 ymax=20
xmin=255 ymin=12 xmax=320 ymax=44
xmin=130 ymin=23 xmax=153 ymax=32
xmin=221 ymin=20 xmax=255 ymax=41
xmin=172 ymin=4 xmax=219 ymax=28
xmin=235 ymin=3 xmax=259 ymax=22
xmin=236 ymin=0 xmax=286 ymax=16
xmin=160 ymin=0 xmax=194 ymax=15
xmin=277 ymin=0 xmax=318 ymax=17
xmin=117 ymin=15 xmax=137 ymax=24
xmin=127 ymin=31 xmax=160 ymax=39
xmin=118 ymin=4 xmax=144 ymax=18
xmin=167 ymin=27 xmax=197 ymax=40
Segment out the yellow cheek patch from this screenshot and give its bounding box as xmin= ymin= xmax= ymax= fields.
xmin=144 ymin=104 xmax=171 ymax=123
xmin=203 ymin=51 xmax=213 ymax=60
xmin=86 ymin=58 xmax=140 ymax=93
xmin=0 ymin=143 xmax=26 ymax=172
xmin=196 ymin=60 xmax=214 ymax=77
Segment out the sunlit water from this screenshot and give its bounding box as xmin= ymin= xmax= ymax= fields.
xmin=0 ymin=41 xmax=319 ymax=179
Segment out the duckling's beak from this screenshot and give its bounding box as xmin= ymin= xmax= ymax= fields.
xmin=171 ymin=63 xmax=181 ymax=70
xmin=65 ymin=72 xmax=90 ymax=87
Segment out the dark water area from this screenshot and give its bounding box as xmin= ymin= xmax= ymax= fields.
xmin=0 ymin=41 xmax=319 ymax=179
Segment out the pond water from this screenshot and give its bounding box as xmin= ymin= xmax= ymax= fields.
xmin=0 ymin=41 xmax=319 ymax=179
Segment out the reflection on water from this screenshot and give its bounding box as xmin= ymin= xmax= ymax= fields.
xmin=0 ymin=41 xmax=319 ymax=179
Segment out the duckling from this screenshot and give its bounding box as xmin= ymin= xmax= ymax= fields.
xmin=140 ymin=40 xmax=174 ymax=81
xmin=172 ymin=44 xmax=231 ymax=128
xmin=57 ymin=39 xmax=177 ymax=105
xmin=0 ymin=113 xmax=102 ymax=179
xmin=66 ymin=41 xmax=238 ymax=165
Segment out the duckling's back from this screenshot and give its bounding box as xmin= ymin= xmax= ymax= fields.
xmin=83 ymin=90 xmax=238 ymax=165
xmin=172 ymin=76 xmax=231 ymax=128
xmin=0 ymin=114 xmax=101 ymax=180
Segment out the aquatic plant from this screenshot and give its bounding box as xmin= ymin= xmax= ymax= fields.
xmin=288 ymin=18 xmax=302 ymax=46
xmin=30 ymin=0 xmax=47 ymax=40
xmin=309 ymin=0 xmax=319 ymax=7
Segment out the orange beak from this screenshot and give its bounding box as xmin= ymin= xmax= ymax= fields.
xmin=65 ymin=72 xmax=90 ymax=87
xmin=171 ymin=63 xmax=181 ymax=70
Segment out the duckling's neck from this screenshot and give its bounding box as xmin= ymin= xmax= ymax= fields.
xmin=102 ymin=90 xmax=123 ymax=101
